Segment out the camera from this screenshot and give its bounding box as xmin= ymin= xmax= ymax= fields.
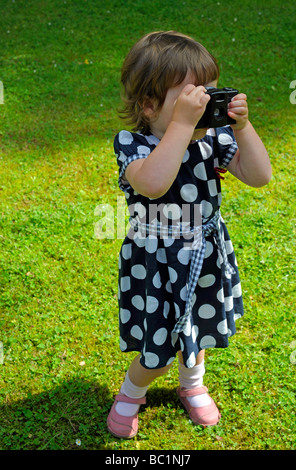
xmin=196 ymin=86 xmax=239 ymax=129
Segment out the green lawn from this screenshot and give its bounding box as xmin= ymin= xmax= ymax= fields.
xmin=0 ymin=0 xmax=295 ymax=450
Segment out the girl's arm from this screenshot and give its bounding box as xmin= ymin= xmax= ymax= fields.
xmin=226 ymin=94 xmax=272 ymax=187
xmin=125 ymin=85 xmax=210 ymax=199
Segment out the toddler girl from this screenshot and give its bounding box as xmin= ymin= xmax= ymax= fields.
xmin=107 ymin=31 xmax=271 ymax=438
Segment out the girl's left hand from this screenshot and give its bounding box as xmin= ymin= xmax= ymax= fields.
xmin=227 ymin=93 xmax=248 ymax=130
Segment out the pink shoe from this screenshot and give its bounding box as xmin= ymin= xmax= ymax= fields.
xmin=176 ymin=386 xmax=221 ymax=427
xmin=107 ymin=393 xmax=146 ymax=439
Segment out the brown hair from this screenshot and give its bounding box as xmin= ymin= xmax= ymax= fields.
xmin=119 ymin=31 xmax=219 ymax=134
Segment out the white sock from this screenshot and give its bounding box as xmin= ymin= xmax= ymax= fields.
xmin=115 ymin=372 xmax=149 ymax=417
xmin=178 ymin=360 xmax=212 ymax=408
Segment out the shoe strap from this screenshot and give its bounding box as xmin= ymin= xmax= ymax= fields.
xmin=178 ymin=386 xmax=209 ymax=398
xmin=115 ymin=393 xmax=146 ymax=405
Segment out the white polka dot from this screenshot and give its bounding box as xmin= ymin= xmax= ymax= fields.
xmin=234 ymin=312 xmax=242 ymax=321
xmin=146 ymin=296 xmax=159 ymax=313
xmin=163 ymin=203 xmax=182 ymax=220
xmin=163 ymin=301 xmax=170 ymax=318
xmin=201 ymin=200 xmax=213 ymax=218
xmin=144 ymin=352 xmax=159 ymax=368
xmin=131 ymin=295 xmax=145 ymax=310
xmin=168 ymin=267 xmax=178 ymax=283
xmin=198 ymin=274 xmax=216 ymax=288
xmin=135 ymin=202 xmax=146 ymax=218
xmin=192 ymin=325 xmax=199 ymax=343
xmin=194 ymin=162 xmax=207 ymax=180
xmin=120 ymin=276 xmax=130 ymax=292
xmin=163 ymin=238 xmax=175 ymax=247
xmin=182 ymin=149 xmax=190 ymax=163
xmin=119 ymin=337 xmax=127 ymax=351
xmin=217 ymin=320 xmax=228 ymax=335
xmin=156 ymin=248 xmax=167 ymax=263
xmin=217 ymin=252 xmax=222 ymax=268
xmin=180 ymin=285 xmax=188 ymax=301
xmin=118 ymin=130 xmax=133 ymax=145
xmin=218 ymin=133 xmax=233 ymax=145
xmin=224 ymin=296 xmax=233 ymax=311
xmin=165 ymin=280 xmax=172 ymax=293
xmin=152 ymin=271 xmax=162 ymax=288
xmin=171 ymin=331 xmax=178 ymax=347
xmin=120 ymin=308 xmax=131 ymax=324
xmin=133 ymin=233 xmax=146 ymax=248
xmin=208 ymin=179 xmax=218 ymax=197
xmin=204 ymin=241 xmax=213 ymax=258
xmin=121 ymin=244 xmax=132 ymax=260
xmin=183 ymin=320 xmax=191 ymax=336
xmin=186 ymin=352 xmax=196 ymax=368
xmin=137 ymin=145 xmax=150 ymax=156
xmin=217 ymin=287 xmax=224 ymax=303
xmin=191 ymin=292 xmax=197 ymax=307
xmin=218 ymin=192 xmax=222 ymax=206
xmin=177 ymin=247 xmax=190 ymax=265
xmin=174 ymin=302 xmax=180 ymax=319
xmin=166 ymin=357 xmax=175 ymax=366
xmin=225 ymin=240 xmax=234 ymax=256
xmin=146 ymin=236 xmax=158 ymax=253
xmin=207 ymin=128 xmax=216 ymax=137
xmin=200 ymin=335 xmax=216 ymax=348
xmin=180 ymin=184 xmax=198 ymax=202
xmin=232 ymin=282 xmax=242 ymax=298
xmin=131 ymin=264 xmax=146 ymax=279
xmin=198 ymin=141 xmax=212 ymax=159
xmin=118 ymin=150 xmax=126 ymax=162
xmin=153 ymin=327 xmax=168 ymax=345
xmin=145 ymin=134 xmax=159 ymax=146
xmin=198 ymin=304 xmax=216 ymax=319
xmin=131 ymin=325 xmax=143 ymax=340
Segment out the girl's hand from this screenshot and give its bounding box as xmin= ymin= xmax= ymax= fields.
xmin=172 ymin=84 xmax=211 ymax=129
xmin=227 ymin=93 xmax=248 ymax=130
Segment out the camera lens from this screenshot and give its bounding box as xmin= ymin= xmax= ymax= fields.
xmin=214 ymin=108 xmax=224 ymax=120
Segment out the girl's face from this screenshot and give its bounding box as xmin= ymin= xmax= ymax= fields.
xmin=148 ymin=72 xmax=217 ymax=141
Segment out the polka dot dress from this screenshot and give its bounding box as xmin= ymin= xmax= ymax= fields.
xmin=114 ymin=126 xmax=244 ymax=369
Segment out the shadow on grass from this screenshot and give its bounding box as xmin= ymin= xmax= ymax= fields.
xmin=0 ymin=378 xmax=114 ymax=450
xmin=0 ymin=380 xmax=185 ymax=450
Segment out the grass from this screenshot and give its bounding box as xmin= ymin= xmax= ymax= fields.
xmin=0 ymin=0 xmax=295 ymax=451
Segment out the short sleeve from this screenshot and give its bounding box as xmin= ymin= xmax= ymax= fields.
xmin=215 ymin=126 xmax=238 ymax=168
xmin=114 ymin=130 xmax=151 ymax=191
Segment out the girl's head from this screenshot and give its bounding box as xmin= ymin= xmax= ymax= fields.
xmin=120 ymin=31 xmax=219 ymax=134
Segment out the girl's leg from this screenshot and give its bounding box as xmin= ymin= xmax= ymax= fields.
xmin=177 ymin=349 xmax=211 ymax=407
xmin=176 ymin=349 xmax=220 ymax=426
xmin=115 ymin=354 xmax=173 ymax=417
xmin=128 ymin=353 xmax=173 ymax=387
xmin=178 ymin=349 xmax=205 ymax=365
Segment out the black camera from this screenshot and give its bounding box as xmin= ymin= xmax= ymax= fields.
xmin=196 ymin=86 xmax=239 ymax=129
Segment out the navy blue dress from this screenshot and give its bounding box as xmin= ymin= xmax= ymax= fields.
xmin=114 ymin=126 xmax=244 ymax=369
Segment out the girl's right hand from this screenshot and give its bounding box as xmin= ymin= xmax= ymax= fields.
xmin=171 ymin=85 xmax=211 ymax=129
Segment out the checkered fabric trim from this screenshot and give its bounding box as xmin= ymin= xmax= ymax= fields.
xmin=118 ymin=154 xmax=147 ymax=191
xmin=220 ymin=140 xmax=238 ymax=168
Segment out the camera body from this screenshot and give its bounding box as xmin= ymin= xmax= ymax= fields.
xmin=196 ymin=86 xmax=239 ymax=129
